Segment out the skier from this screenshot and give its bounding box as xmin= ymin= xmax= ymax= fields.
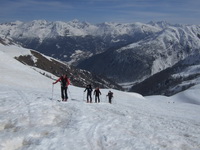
xmin=107 ymin=91 xmax=113 ymax=104
xmin=94 ymin=87 xmax=101 ymax=103
xmin=84 ymin=84 xmax=93 ymax=103
xmin=53 ymin=74 xmax=70 ymax=102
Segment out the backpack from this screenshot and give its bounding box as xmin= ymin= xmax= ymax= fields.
xmin=108 ymin=92 xmax=113 ymax=97
xmin=61 ymin=76 xmax=67 ymax=87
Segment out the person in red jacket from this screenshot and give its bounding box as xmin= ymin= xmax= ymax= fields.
xmin=53 ymin=74 xmax=70 ymax=101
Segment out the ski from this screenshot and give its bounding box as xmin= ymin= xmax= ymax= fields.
xmin=57 ymin=100 xmax=68 ymax=102
xmin=70 ymin=99 xmax=87 ymax=102
xmin=70 ymin=98 xmax=79 ymax=101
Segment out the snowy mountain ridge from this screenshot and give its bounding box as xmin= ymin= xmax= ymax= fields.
xmin=1 ymin=20 xmax=199 ymax=42
xmin=117 ymin=24 xmax=200 ymax=74
xmin=0 ymin=20 xmax=162 ymax=41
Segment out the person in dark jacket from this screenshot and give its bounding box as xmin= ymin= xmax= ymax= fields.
xmin=53 ymin=74 xmax=70 ymax=101
xmin=94 ymin=87 xmax=101 ymax=103
xmin=84 ymin=84 xmax=93 ymax=103
xmin=107 ymin=91 xmax=113 ymax=104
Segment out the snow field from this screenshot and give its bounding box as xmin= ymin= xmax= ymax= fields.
xmin=1 ymin=83 xmax=200 ymax=150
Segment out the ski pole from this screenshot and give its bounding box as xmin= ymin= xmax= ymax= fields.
xmin=83 ymin=92 xmax=85 ymax=101
xmin=51 ymin=84 xmax=54 ymax=100
xmin=68 ymin=87 xmax=72 ymax=100
xmin=112 ymin=97 xmax=115 ymax=104
xmin=99 ymin=95 xmax=101 ymax=103
xmin=93 ymin=95 xmax=95 ymax=103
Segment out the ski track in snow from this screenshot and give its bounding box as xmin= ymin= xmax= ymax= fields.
xmin=0 ymin=85 xmax=200 ymax=150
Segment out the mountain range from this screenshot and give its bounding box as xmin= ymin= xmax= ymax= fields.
xmin=0 ymin=20 xmax=160 ymax=65
xmin=1 ymin=20 xmax=200 ymax=95
xmin=78 ymin=22 xmax=200 ymax=83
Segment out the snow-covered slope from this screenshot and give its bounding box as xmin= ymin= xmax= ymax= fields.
xmin=0 ymin=37 xmax=122 ymax=90
xmin=0 ymin=38 xmax=200 ymax=150
xmin=130 ymin=53 xmax=200 ymax=96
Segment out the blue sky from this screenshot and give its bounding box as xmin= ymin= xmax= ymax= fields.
xmin=0 ymin=0 xmax=200 ymax=24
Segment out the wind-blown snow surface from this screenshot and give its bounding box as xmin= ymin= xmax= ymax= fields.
xmin=0 ymin=49 xmax=200 ymax=150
